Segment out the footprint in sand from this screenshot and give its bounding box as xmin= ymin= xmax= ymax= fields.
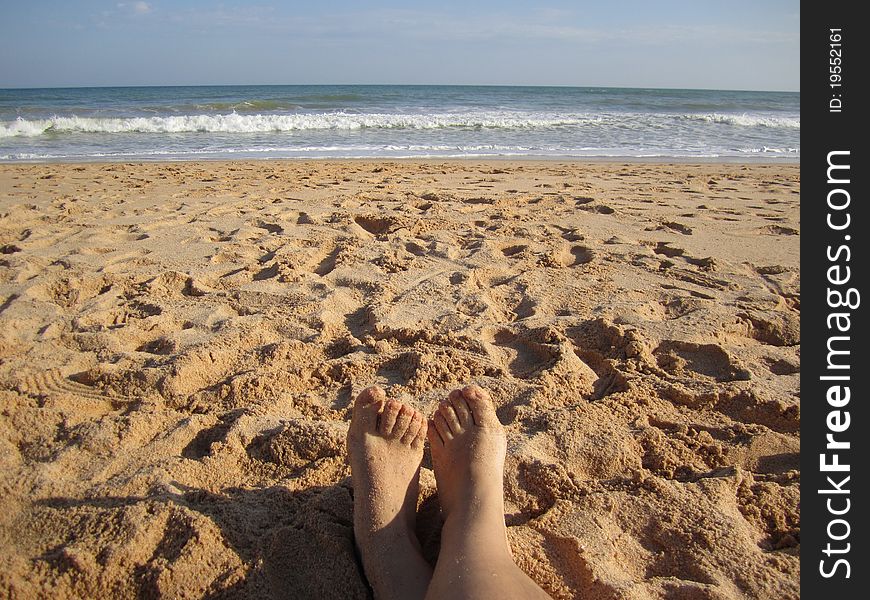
xmin=253 ymin=263 xmax=281 ymax=281
xmin=737 ymin=311 xmax=800 ymax=347
xmin=568 ymin=245 xmax=594 ymax=265
xmin=354 ymin=215 xmax=401 ymax=236
xmin=18 ymin=368 xmax=133 ymax=404
xmin=759 ymin=224 xmax=798 ymax=236
xmin=246 ymin=418 xmax=345 ymax=469
xmin=653 ymin=340 xmax=751 ymax=382
xmin=653 ymin=242 xmax=684 ymax=258
xmin=404 ymin=241 xmax=427 ymax=257
xmin=489 ymin=328 xmax=559 ymax=379
xmin=256 ymin=220 xmax=284 ymax=234
xmin=577 ymin=203 xmax=615 ymax=215
xmin=661 ymin=221 xmax=693 ymax=235
xmin=182 ymin=411 xmax=245 ymax=460
xmin=137 ymin=336 xmax=176 ymax=355
xmin=487 ymin=327 xmax=601 ymax=396
xmin=312 ymin=245 xmax=343 ymax=276
xmin=25 ymin=273 xmax=114 ymax=309
xmin=764 ymin=357 xmax=800 ymax=376
xmin=545 ymin=244 xmax=595 ymax=268
xmin=500 ymin=244 xmax=528 ymax=258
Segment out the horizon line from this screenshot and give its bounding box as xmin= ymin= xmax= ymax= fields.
xmin=0 ymin=82 xmax=800 ymax=94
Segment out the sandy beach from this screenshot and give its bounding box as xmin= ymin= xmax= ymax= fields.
xmin=0 ymin=160 xmax=799 ymax=598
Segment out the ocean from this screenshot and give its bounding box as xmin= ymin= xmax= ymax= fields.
xmin=0 ymin=85 xmax=799 ymax=162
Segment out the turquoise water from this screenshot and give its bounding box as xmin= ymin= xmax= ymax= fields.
xmin=0 ymin=85 xmax=799 ymax=162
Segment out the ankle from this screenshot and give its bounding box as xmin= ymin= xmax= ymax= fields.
xmin=441 ymin=507 xmax=510 ymax=554
xmin=356 ymin=513 xmax=416 ymax=544
xmin=442 ymin=486 xmax=506 ymax=526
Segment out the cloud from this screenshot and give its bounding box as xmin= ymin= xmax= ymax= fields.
xmin=117 ymin=2 xmax=152 ymax=16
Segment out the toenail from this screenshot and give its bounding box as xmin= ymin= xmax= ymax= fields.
xmin=463 ymin=384 xmax=484 ymax=398
xmin=361 ymin=386 xmax=386 ymax=402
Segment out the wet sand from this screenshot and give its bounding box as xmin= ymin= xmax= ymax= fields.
xmin=0 ymin=160 xmax=800 ymax=598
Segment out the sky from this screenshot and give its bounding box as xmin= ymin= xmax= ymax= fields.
xmin=0 ymin=1 xmax=800 ymax=91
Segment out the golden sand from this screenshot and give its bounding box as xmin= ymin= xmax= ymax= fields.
xmin=0 ymin=160 xmax=799 ymax=598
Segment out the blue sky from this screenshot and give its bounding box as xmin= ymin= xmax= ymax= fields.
xmin=0 ymin=1 xmax=799 ymax=90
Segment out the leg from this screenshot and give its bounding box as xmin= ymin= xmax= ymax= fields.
xmin=425 ymin=385 xmax=552 ymax=600
xmin=347 ymin=386 xmax=433 ymax=600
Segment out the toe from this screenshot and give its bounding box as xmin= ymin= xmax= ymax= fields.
xmin=433 ymin=412 xmax=453 ymax=441
xmin=448 ymin=389 xmax=472 ymax=427
xmin=400 ymin=411 xmax=422 ymax=445
xmin=380 ymin=400 xmax=402 ymax=436
xmin=461 ymin=384 xmax=499 ymax=427
xmin=391 ymin=404 xmax=414 ymax=440
xmin=439 ymin=400 xmax=462 ymax=434
xmin=427 ymin=419 xmax=443 ymax=446
xmin=353 ymin=386 xmax=385 ymax=431
xmin=412 ymin=418 xmax=428 ymax=450
xmin=357 ymin=385 xmax=386 ymax=406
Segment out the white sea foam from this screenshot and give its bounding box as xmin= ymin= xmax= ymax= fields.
xmin=737 ymin=147 xmax=800 ymax=154
xmin=2 ymin=144 xmax=801 ymax=162
xmin=0 ymin=112 xmax=596 ymax=137
xmin=0 ymin=118 xmax=54 ymax=138
xmin=680 ymin=113 xmax=800 ymax=128
xmin=0 ymin=110 xmax=802 ymax=139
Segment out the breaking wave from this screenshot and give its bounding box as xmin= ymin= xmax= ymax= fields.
xmin=0 ymin=109 xmax=802 ymax=139
xmin=0 ymin=112 xmax=594 ymax=137
xmin=680 ymin=113 xmax=800 ymax=128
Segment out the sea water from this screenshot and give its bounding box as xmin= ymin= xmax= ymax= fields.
xmin=0 ymin=85 xmax=799 ymax=162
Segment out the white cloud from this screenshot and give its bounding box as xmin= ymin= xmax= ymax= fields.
xmin=117 ymin=2 xmax=152 ymax=16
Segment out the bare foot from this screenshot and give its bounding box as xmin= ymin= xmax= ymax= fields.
xmin=347 ymin=386 xmax=432 ymax=600
xmin=426 ymin=385 xmax=551 ymax=600
xmin=428 ymin=384 xmax=509 ymax=551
